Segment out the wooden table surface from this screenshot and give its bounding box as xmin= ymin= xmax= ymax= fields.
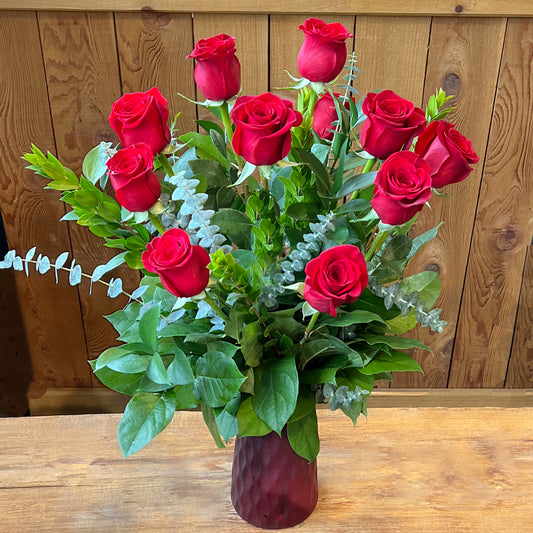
xmin=1 ymin=408 xmax=532 ymax=532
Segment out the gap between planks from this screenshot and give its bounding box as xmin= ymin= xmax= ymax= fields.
xmin=28 ymin=387 xmax=533 ymax=416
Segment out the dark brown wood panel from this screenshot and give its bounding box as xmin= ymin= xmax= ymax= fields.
xmin=0 ymin=11 xmax=91 ymax=397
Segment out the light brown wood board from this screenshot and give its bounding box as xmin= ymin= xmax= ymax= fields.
xmin=450 ymin=18 xmax=533 ymax=387
xmin=0 ymin=408 xmax=532 ymax=531
xmin=3 ymin=1 xmax=533 ymax=17
xmin=506 ymin=246 xmax=533 ymax=387
xmin=394 ymin=17 xmax=508 ymax=388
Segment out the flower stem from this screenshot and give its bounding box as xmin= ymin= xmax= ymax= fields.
xmin=365 ymin=229 xmax=390 ymax=261
xmin=307 ymin=87 xmax=318 ymax=118
xmin=148 ymin=212 xmax=166 ymax=235
xmin=259 ymin=165 xmax=272 ymax=190
xmin=220 ymin=101 xmax=234 ymax=142
xmin=304 ymin=311 xmax=320 ymax=340
xmin=203 ymin=291 xmax=229 ymax=322
xmin=350 ymin=157 xmax=377 ymax=200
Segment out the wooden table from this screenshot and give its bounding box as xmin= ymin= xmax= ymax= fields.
xmin=1 ymin=408 xmax=532 ymax=532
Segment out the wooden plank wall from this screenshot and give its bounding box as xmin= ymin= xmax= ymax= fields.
xmin=0 ymin=6 xmax=531 ymax=415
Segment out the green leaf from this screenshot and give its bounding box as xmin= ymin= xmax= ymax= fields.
xmin=210 ymin=209 xmax=252 ymax=250
xmin=336 ymin=367 xmax=375 ymax=393
xmin=288 ymin=389 xmax=315 ymax=422
xmin=91 ymin=366 xmax=144 ymax=396
xmin=359 ymin=334 xmax=430 ymax=352
xmin=159 ymin=320 xmax=212 ymax=337
xmin=107 ymin=353 xmax=151 ymax=374
xmin=241 ymin=321 xmax=264 ymax=367
xmin=300 ymin=366 xmax=338 ymax=385
xmin=237 ymin=397 xmax=272 ymax=437
xmin=253 ymin=356 xmax=299 ymax=435
xmin=295 ymin=148 xmax=332 ymax=199
xmin=194 ymin=351 xmax=246 ymax=408
xmin=358 ymin=349 xmax=423 ymax=375
xmin=287 ymin=408 xmax=319 ymax=462
xmin=178 ymin=131 xmax=231 ymax=169
xmin=82 ymin=142 xmax=110 ymax=185
xmin=215 ymin=393 xmax=241 ymax=442
xmin=188 ymin=159 xmax=228 ymax=188
xmin=232 ymin=161 xmax=256 ymax=187
xmin=201 ymin=404 xmax=225 ymax=449
xmin=207 ymin=341 xmax=240 ymax=358
xmin=166 ymin=349 xmax=195 ymax=386
xmin=175 ymin=383 xmax=200 ymax=409
xmin=335 ymin=198 xmax=371 ymax=216
xmin=138 ymin=303 xmax=160 ymax=350
xmin=146 ymin=352 xmax=170 ymax=385
xmin=285 ymin=202 xmax=319 ymax=221
xmin=406 ymin=223 xmax=442 ymax=261
xmin=118 ymin=390 xmax=177 ymax=457
xmin=301 ymin=335 xmax=363 ymax=369
xmin=336 ymin=171 xmax=377 ymax=199
xmin=320 ymin=310 xmax=385 ymax=327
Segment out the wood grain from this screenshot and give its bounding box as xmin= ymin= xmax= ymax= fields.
xmin=38 ymin=12 xmax=139 ymax=378
xmin=354 ymin=16 xmax=431 ymax=105
xmin=115 ymin=11 xmax=197 ymax=135
xmin=450 ymin=18 xmax=533 ymax=388
xmin=269 ymin=14 xmax=355 ymax=104
xmin=28 ymin=387 xmax=533 ymax=415
xmin=506 ymin=246 xmax=533 ymax=388
xmin=0 ymin=11 xmax=91 ymax=396
xmin=1 ymin=409 xmax=532 ymax=532
xmin=393 ymin=18 xmax=507 ymax=388
xmin=3 ymin=1 xmax=533 ymax=17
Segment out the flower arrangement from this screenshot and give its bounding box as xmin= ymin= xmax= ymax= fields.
xmin=3 ymin=18 xmax=479 ymax=468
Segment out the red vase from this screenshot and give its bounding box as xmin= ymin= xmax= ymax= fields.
xmin=231 ymin=427 xmax=318 ymax=529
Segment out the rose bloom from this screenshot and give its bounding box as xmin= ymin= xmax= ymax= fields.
xmin=371 ymin=151 xmax=432 ymax=226
xmin=360 ymin=90 xmax=426 ymax=160
xmin=313 ymin=92 xmax=352 ymax=140
xmin=141 ymin=228 xmax=210 ymax=298
xmin=297 ymin=18 xmax=353 ymax=83
xmin=304 ymin=245 xmax=368 ymax=317
xmin=106 ymin=143 xmax=161 ymax=212
xmin=109 ymin=87 xmax=170 ymax=155
xmin=187 ymin=34 xmax=241 ymax=102
xmin=231 ymin=93 xmax=303 ymax=166
xmin=414 ymin=120 xmax=479 ymax=188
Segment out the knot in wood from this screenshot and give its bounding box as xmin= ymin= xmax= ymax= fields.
xmin=496 ymin=227 xmax=520 ymax=251
xmin=425 ymin=262 xmax=441 ymax=275
xmin=443 ymin=73 xmax=461 ymax=94
xmin=455 ymin=5 xmax=464 ymax=13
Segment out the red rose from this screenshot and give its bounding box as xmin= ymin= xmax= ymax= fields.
xmin=109 ymin=87 xmax=170 ymax=155
xmin=106 ymin=143 xmax=161 ymax=212
xmin=304 ymin=245 xmax=368 ymax=317
xmin=231 ymin=93 xmax=303 ymax=166
xmin=371 ymin=151 xmax=432 ymax=225
xmin=414 ymin=120 xmax=479 ymax=188
xmin=187 ymin=34 xmax=241 ymax=102
xmin=141 ymin=228 xmax=210 ymax=298
xmin=297 ymin=18 xmax=353 ymax=83
xmin=313 ymin=92 xmax=352 ymax=140
xmin=360 ymin=90 xmax=426 ymax=160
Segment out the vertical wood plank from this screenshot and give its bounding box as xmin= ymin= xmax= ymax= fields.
xmin=0 ymin=11 xmax=91 ymax=395
xmin=114 ymin=11 xmax=196 ymax=135
xmin=354 ymin=16 xmax=431 ymax=105
xmin=393 ymin=18 xmax=507 ymax=388
xmin=269 ymin=14 xmax=355 ymax=103
xmin=506 ymin=246 xmax=533 ymax=388
xmin=450 ymin=19 xmax=533 ymax=388
xmin=38 ymin=11 xmax=139 ymax=378
xmin=192 ymin=13 xmax=268 ymax=123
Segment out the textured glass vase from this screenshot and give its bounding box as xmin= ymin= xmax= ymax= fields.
xmin=231 ymin=427 xmax=318 ymax=529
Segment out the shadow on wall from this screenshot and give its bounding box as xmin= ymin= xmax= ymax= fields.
xmin=0 ymin=208 xmax=32 ymax=416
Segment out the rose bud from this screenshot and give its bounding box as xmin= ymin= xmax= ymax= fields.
xmin=371 ymin=151 xmax=432 ymax=226
xmin=313 ymin=92 xmax=352 ymax=140
xmin=360 ymin=90 xmax=426 ymax=160
xmin=231 ymin=93 xmax=303 ymax=166
xmin=414 ymin=120 xmax=479 ymax=188
xmin=297 ymin=18 xmax=353 ymax=83
xmin=187 ymin=34 xmax=241 ymax=102
xmin=106 ymin=143 xmax=161 ymax=212
xmin=109 ymin=87 xmax=171 ymax=155
xmin=304 ymin=245 xmax=368 ymax=317
xmin=141 ymin=228 xmax=210 ymax=298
